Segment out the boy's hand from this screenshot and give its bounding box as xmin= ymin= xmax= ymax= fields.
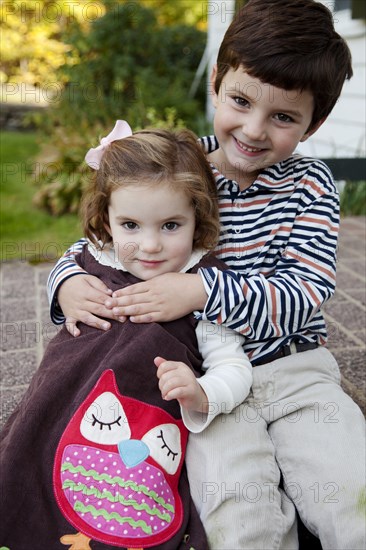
xmin=106 ymin=273 xmax=207 ymax=323
xmin=155 ymin=356 xmax=208 ymax=413
xmin=58 ymin=275 xmax=115 ymax=337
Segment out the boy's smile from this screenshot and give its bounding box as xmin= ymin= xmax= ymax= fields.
xmin=209 ymin=66 xmax=320 ymax=190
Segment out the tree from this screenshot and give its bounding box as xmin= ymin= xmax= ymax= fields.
xmin=0 ymin=0 xmax=106 ymax=87
xmin=33 ymin=1 xmax=207 ymax=215
xmin=0 ymin=0 xmax=208 ymax=89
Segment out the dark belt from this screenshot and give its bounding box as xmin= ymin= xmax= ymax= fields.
xmin=252 ymin=342 xmax=318 ymax=366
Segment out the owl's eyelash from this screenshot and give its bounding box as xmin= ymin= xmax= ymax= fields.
xmin=157 ymin=430 xmax=178 ymax=461
xmin=91 ymin=414 xmax=122 ymax=431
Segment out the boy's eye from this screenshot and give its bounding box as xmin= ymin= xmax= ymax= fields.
xmin=163 ymin=222 xmax=179 ymax=231
xmin=233 ymin=96 xmax=249 ymax=107
xmin=122 ymin=221 xmax=138 ymax=230
xmin=275 ymin=113 xmax=293 ymax=123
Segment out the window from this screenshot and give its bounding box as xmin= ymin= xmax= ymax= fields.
xmin=334 ymin=0 xmax=366 ymax=19
xmin=334 ymin=0 xmax=351 ymax=11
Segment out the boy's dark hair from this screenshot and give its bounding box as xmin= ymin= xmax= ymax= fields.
xmin=215 ymin=0 xmax=353 ymax=130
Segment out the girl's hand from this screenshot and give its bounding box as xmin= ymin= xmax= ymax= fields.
xmin=58 ymin=274 xmax=115 ymax=337
xmin=105 ymin=273 xmax=207 ymax=323
xmin=155 ymin=357 xmax=208 ymax=413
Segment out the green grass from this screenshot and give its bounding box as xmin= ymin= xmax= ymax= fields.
xmin=0 ymin=131 xmax=82 ymax=262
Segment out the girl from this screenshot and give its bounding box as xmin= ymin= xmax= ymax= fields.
xmin=0 ymin=122 xmax=252 ymax=550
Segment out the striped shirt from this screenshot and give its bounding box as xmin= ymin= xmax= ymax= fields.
xmin=47 ymin=135 xmax=339 ymax=363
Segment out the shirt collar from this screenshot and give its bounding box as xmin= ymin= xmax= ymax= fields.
xmin=200 ymin=135 xmax=295 ymax=194
xmin=87 ymin=242 xmax=208 ymax=274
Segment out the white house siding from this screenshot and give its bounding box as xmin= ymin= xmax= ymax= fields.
xmin=205 ymin=0 xmax=236 ymax=121
xmin=297 ymin=4 xmax=366 ymax=158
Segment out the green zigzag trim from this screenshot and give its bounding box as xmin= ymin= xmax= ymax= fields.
xmin=61 ymin=462 xmax=174 ymax=512
xmin=63 ymin=479 xmax=172 ymax=522
xmin=74 ymin=501 xmax=153 ymax=534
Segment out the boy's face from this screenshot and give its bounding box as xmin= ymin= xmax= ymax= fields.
xmin=210 ymin=66 xmax=321 ymax=189
xmin=106 ymin=182 xmax=196 ymax=281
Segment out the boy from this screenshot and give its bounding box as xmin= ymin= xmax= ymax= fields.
xmin=48 ymin=1 xmax=365 ymax=548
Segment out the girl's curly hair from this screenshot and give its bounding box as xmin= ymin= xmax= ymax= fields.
xmin=81 ymin=128 xmax=220 ymax=251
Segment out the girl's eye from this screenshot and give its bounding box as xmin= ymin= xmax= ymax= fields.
xmin=122 ymin=221 xmax=138 ymax=230
xmin=163 ymin=222 xmax=179 ymax=231
xmin=275 ymin=113 xmax=293 ymax=123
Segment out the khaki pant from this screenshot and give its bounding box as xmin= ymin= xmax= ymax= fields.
xmin=186 ymin=347 xmax=366 ymax=550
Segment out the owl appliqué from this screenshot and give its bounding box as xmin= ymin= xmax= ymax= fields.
xmin=53 ymin=370 xmax=188 ymax=549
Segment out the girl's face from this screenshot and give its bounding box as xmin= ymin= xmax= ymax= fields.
xmin=106 ymin=182 xmax=196 ymax=280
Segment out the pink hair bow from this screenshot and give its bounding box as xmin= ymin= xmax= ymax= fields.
xmin=85 ymin=120 xmax=133 ymax=169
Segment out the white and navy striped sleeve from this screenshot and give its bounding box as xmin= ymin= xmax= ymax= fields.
xmin=47 ymin=238 xmax=88 ymax=324
xmin=197 ymin=157 xmax=339 ymax=344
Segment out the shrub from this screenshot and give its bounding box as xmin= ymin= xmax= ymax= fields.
xmin=34 ymin=2 xmax=207 ymax=215
xmin=340 ymin=181 xmax=366 ymax=216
